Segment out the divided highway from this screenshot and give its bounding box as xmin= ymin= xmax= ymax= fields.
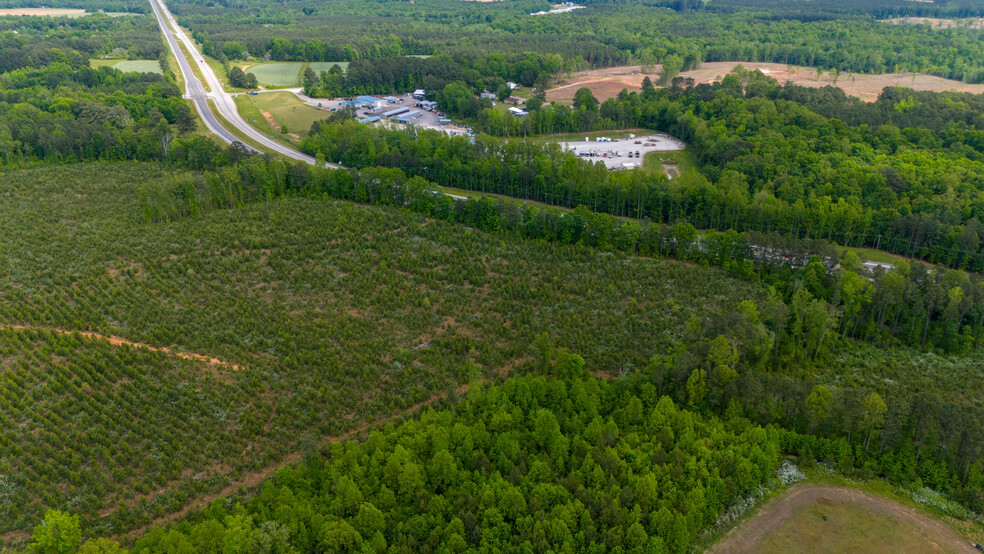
xmin=148 ymin=0 xmax=333 ymax=167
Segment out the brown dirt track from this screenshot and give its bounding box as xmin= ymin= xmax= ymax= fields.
xmin=2 ymin=324 xmax=241 ymax=370
xmin=706 ymin=483 xmax=977 ymax=554
xmin=546 ymin=62 xmax=984 ymax=103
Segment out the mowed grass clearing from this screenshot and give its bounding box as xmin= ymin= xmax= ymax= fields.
xmin=708 ymin=484 xmax=977 ymax=554
xmin=844 ymin=246 xmax=908 ymax=265
xmin=642 ymin=147 xmax=698 ymax=177
xmin=243 ymin=62 xmax=305 ymax=87
xmin=243 ymin=62 xmax=350 ymax=86
xmin=90 ymin=59 xmax=163 ymax=74
xmin=307 ymin=61 xmax=348 ymax=74
xmin=760 ymin=499 xmax=962 ymax=553
xmin=235 ymin=91 xmax=328 ymax=142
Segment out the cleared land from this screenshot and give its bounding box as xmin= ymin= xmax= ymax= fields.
xmin=234 ymin=91 xmax=327 ymax=141
xmin=243 ymin=62 xmax=305 ymax=87
xmin=885 ymin=17 xmax=984 ymax=29
xmin=91 ymin=59 xmax=163 ymax=74
xmin=556 ymin=133 xmax=683 ymax=170
xmin=546 ymin=62 xmax=984 ymax=103
xmin=707 ymin=484 xmax=977 ymax=553
xmin=243 ymin=62 xmax=349 ymax=87
xmin=0 ymin=7 xmax=85 ymax=16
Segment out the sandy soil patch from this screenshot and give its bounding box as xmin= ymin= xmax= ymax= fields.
xmin=707 ymin=483 xmax=977 ymax=554
xmin=0 ymin=7 xmax=85 ymax=15
xmin=885 ymin=17 xmax=984 ymax=29
xmin=546 ymin=62 xmax=984 ymax=103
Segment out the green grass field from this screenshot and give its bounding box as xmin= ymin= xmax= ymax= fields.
xmin=242 ymin=62 xmax=305 ymax=86
xmin=90 ymin=59 xmax=163 ymax=74
xmin=307 ymin=61 xmax=348 ymax=74
xmin=242 ymin=62 xmax=350 ymax=87
xmin=758 ymin=498 xmax=961 ymax=553
xmin=234 ymin=91 xmax=328 ymax=142
xmin=843 ymin=245 xmax=906 ymax=265
xmin=642 ymin=147 xmax=698 ymax=176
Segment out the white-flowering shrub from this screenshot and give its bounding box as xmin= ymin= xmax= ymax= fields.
xmin=711 ymin=485 xmax=771 ymax=528
xmin=911 ymin=487 xmax=974 ymax=519
xmin=777 ymin=460 xmax=805 ymax=485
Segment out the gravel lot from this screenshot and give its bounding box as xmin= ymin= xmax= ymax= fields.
xmin=556 ymin=133 xmax=684 ymax=169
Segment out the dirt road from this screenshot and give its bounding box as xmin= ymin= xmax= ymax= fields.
xmin=707 ymin=483 xmax=977 ymax=553
xmin=2 ymin=324 xmax=240 ymax=370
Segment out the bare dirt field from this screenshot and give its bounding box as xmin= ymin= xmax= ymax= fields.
xmin=885 ymin=17 xmax=984 ymax=29
xmin=0 ymin=7 xmax=86 ymax=16
xmin=546 ymin=62 xmax=984 ymax=103
xmin=707 ymin=483 xmax=978 ymax=554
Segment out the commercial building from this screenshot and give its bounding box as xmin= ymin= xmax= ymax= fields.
xmin=382 ymin=106 xmax=410 ymax=118
xmin=356 ymin=95 xmax=386 ymax=109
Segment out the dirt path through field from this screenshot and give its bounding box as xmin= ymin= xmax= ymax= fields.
xmin=1 ymin=324 xmax=241 ymax=370
xmin=707 ymin=483 xmax=977 ymax=553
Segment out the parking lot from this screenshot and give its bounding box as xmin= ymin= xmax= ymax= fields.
xmin=305 ymin=93 xmax=473 ymax=136
xmin=556 ymin=134 xmax=684 ymax=169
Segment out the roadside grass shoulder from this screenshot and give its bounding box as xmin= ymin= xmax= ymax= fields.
xmin=176 ymin=40 xmax=210 ymax=93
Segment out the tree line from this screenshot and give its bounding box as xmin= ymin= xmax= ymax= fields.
xmin=305 ymin=73 xmax=984 ymax=275
xmin=301 ymin=52 xmax=563 ymax=99
xmin=21 ymin=341 xmax=984 ymax=552
xmin=168 ymin=0 xmax=984 ymax=83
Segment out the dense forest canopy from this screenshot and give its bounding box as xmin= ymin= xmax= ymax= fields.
xmin=167 ymin=0 xmax=984 ymax=83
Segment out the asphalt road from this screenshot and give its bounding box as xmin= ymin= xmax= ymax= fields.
xmin=148 ymin=0 xmax=333 ymax=167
